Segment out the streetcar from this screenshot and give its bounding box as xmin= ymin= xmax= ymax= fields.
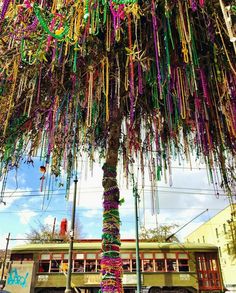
xmin=3 ymin=239 xmax=224 ymax=293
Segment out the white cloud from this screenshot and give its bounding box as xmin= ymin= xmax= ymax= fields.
xmin=82 ymin=209 xmax=102 ymax=219
xmin=43 ymin=215 xmax=56 ymax=226
xmin=18 ymin=209 xmax=37 ymax=225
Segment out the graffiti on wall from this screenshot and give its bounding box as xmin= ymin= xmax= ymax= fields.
xmin=7 ymin=268 xmax=29 ymax=288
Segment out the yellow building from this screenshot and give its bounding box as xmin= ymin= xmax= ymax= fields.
xmin=185 ymin=204 xmax=236 ymax=293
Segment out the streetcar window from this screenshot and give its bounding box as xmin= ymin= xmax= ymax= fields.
xmin=60 ymin=260 xmax=68 ymax=273
xmin=178 ymin=259 xmax=189 ymax=271
xmin=178 ymin=253 xmax=188 ymax=259
xmin=39 ymin=260 xmax=50 ymax=272
xmin=87 ymin=253 xmax=96 ymax=259
xmin=143 ymin=253 xmax=153 ymax=259
xmin=143 ymin=260 xmax=154 ymax=272
xmin=86 ymin=260 xmax=96 ymax=272
xmin=11 ymin=253 xmax=33 ymax=261
xmin=155 ymin=259 xmax=165 ymax=271
xmin=166 ymin=253 xmax=177 ymax=272
xmin=120 ymin=253 xmax=130 ymax=259
xmin=123 ymin=259 xmax=131 ymax=272
xmin=154 ymin=253 xmax=164 ymax=259
xmin=64 ymin=254 xmax=69 ymax=260
xmin=74 ymin=260 xmax=84 ymax=272
xmin=131 ymin=259 xmax=136 ymax=272
xmin=52 ymin=254 xmax=61 ymax=260
xmin=177 ymin=253 xmax=189 ymax=272
xmin=97 ymin=259 xmax=101 ymax=272
xmin=76 ymin=253 xmax=84 ymax=259
xmin=167 ymin=259 xmax=177 ymax=271
xmin=166 ymin=253 xmax=175 ymax=259
xmin=51 ymin=260 xmax=61 ymax=272
xmin=41 ymin=254 xmax=50 ymax=260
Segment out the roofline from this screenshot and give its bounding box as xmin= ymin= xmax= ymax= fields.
xmin=10 ymin=241 xmax=219 ymax=252
xmin=185 ymin=203 xmax=236 ymax=239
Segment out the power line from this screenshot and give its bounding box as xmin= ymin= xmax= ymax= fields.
xmin=0 ymin=190 xmax=228 ymax=198
xmin=0 ymin=185 xmax=226 ymax=193
xmin=0 ymin=207 xmax=227 ymax=214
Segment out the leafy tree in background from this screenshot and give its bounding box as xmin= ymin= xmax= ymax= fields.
xmin=26 ymin=219 xmax=83 ymax=243
xmin=139 ymin=224 xmax=179 ymax=243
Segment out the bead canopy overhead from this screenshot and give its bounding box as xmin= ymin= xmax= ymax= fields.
xmin=0 ymin=0 xmax=235 ymax=191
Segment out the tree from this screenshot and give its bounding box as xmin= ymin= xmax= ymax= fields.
xmin=139 ymin=225 xmax=179 ymax=243
xmin=0 ymin=1 xmax=235 ymax=292
xmin=26 ymin=219 xmax=83 ymax=243
xmin=26 ymin=221 xmax=65 ymax=243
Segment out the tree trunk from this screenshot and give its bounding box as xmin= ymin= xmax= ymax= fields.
xmin=101 ymin=116 xmax=123 ymax=293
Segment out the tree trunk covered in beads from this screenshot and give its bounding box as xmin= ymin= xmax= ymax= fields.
xmin=101 ymin=116 xmax=123 ymax=293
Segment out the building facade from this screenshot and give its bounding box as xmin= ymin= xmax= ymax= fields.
xmin=185 ymin=204 xmax=236 ymax=292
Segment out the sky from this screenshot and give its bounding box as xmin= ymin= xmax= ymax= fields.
xmin=0 ymin=155 xmax=231 ymax=250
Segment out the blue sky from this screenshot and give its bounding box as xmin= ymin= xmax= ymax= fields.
xmin=0 ymin=156 xmax=230 ymax=249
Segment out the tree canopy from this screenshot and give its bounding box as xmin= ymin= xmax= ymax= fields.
xmin=25 ymin=218 xmax=82 ymax=243
xmin=139 ymin=224 xmax=179 ymax=242
xmin=0 ymin=0 xmax=235 ymax=193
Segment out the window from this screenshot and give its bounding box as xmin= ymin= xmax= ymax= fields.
xmin=178 ymin=260 xmax=189 ymax=271
xmin=227 ymin=244 xmax=231 ymax=255
xmin=39 ymin=254 xmax=50 ymax=273
xmin=74 ymin=260 xmax=84 ymax=272
xmin=166 ymin=253 xmax=177 ymax=272
xmin=122 ymin=259 xmax=131 ymax=272
xmin=85 ymin=253 xmax=97 ymax=272
xmin=223 ymin=223 xmax=227 ymax=234
xmin=51 ymin=260 xmax=61 ymax=272
xmin=131 ymin=254 xmax=136 ymax=272
xmin=11 ymin=253 xmax=33 ymax=261
xmin=219 ymin=247 xmax=222 ymax=257
xmin=60 ymin=260 xmax=68 ymax=273
xmin=142 ymin=253 xmax=154 ymax=272
xmin=155 ymin=253 xmax=165 ymax=271
xmin=121 ymin=253 xmax=131 ymax=272
xmin=143 ymin=260 xmax=154 ymax=272
xmin=215 ymin=228 xmax=219 ymax=238
xmin=50 ymin=254 xmax=62 ymax=272
xmin=202 ymin=236 xmax=205 ymax=243
xmin=41 ymin=254 xmax=50 ymax=260
xmin=155 ymin=259 xmax=165 ymax=271
xmin=85 ymin=260 xmax=96 ymax=272
xmin=75 ymin=253 xmax=84 ymax=260
xmin=178 ymin=253 xmax=189 ymax=272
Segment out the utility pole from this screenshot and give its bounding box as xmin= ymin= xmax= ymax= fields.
xmin=0 ymin=233 xmax=10 ymax=288
xmin=65 ymin=175 xmax=78 ymax=293
xmin=133 ymin=176 xmax=142 ymax=293
xmin=52 ymin=217 xmax=56 ymax=238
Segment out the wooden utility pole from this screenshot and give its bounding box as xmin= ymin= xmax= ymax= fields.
xmin=0 ymin=233 xmax=10 ymax=287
